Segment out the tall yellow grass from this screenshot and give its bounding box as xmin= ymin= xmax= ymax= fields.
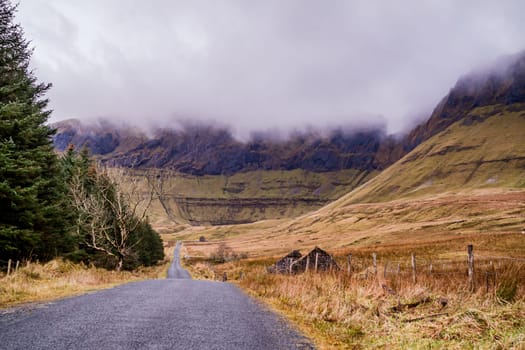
xmin=0 ymin=257 xmax=171 ymax=308
xmin=239 ymin=264 xmax=524 ymax=349
xmin=183 ymin=248 xmax=525 ymax=349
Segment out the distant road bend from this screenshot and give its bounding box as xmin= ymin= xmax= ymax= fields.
xmin=0 ymin=242 xmax=314 ymax=350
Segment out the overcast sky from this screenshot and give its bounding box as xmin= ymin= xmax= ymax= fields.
xmin=16 ymin=0 xmax=525 ymax=136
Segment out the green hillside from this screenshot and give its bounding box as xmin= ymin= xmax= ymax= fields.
xmin=339 ymin=103 xmax=525 ymax=205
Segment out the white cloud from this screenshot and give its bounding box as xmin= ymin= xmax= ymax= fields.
xmin=16 ymin=0 xmax=525 ymax=136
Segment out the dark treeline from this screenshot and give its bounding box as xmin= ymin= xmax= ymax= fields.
xmin=0 ymin=0 xmax=163 ymax=270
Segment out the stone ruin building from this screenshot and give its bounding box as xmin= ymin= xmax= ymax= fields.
xmin=271 ymin=247 xmax=339 ymax=274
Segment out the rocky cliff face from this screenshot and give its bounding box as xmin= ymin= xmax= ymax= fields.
xmin=399 ymin=50 xmax=525 ymax=154
xmin=53 ymin=121 xmax=389 ymax=175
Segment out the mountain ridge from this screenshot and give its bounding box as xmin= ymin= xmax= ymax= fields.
xmin=52 ymin=120 xmax=390 ymax=176
xmin=400 ymin=50 xmax=525 ymax=154
xmin=52 ymin=52 xmax=525 ymax=177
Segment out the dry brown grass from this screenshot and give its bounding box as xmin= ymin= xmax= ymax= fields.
xmin=183 ymin=243 xmax=525 ymax=349
xmin=0 ymin=254 xmax=172 ymax=309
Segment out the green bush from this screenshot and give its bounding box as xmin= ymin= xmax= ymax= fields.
xmin=130 ymin=220 xmax=165 ymax=268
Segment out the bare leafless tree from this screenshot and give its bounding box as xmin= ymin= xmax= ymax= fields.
xmin=69 ymin=166 xmax=163 ymax=270
xmin=142 ymin=168 xmax=178 ymax=223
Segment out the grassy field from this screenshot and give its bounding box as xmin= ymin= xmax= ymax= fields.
xmin=175 ymin=187 xmax=525 ymax=349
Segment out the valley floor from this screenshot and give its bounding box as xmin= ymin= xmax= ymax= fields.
xmin=164 ymin=189 xmax=525 ymax=258
xmin=170 ymin=189 xmax=525 ymax=349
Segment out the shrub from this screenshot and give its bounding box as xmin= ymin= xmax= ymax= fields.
xmin=209 ymin=243 xmax=247 ymax=263
xmin=497 ymin=278 xmax=518 ymax=303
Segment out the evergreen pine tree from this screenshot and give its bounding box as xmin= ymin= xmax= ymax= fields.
xmin=0 ymin=0 xmax=73 ymax=264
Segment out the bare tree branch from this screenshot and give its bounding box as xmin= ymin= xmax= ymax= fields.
xmin=69 ymin=165 xmax=165 ymax=270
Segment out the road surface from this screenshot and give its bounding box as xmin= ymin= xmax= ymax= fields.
xmin=167 ymin=241 xmax=192 ymax=279
xmin=0 ymin=243 xmax=314 ymax=350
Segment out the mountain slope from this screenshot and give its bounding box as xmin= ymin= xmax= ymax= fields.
xmin=178 ymin=105 xmax=525 ymax=255
xmin=141 ymin=168 xmax=377 ymax=226
xmin=400 ymin=50 xmax=525 ymax=154
xmin=340 ymin=103 xmax=525 ymax=204
xmin=173 ymin=52 xmax=525 ymax=251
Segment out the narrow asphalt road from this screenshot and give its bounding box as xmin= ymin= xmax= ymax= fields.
xmin=0 ymin=243 xmax=314 ymax=350
xmin=167 ymin=241 xmax=192 ymax=279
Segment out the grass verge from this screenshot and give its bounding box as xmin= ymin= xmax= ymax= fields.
xmin=0 ymin=254 xmax=172 ymax=309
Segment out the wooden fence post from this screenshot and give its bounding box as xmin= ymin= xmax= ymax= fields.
xmin=305 ymin=255 xmax=310 ymax=273
xmin=288 ymin=258 xmax=293 ymax=274
xmin=429 ymin=262 xmax=433 ymax=274
xmin=7 ymin=259 xmax=12 ymax=276
xmin=315 ymin=252 xmax=319 ymax=273
xmin=347 ymin=254 xmax=352 ymax=275
xmin=468 ymin=244 xmax=474 ymax=291
xmin=222 ymin=272 xmax=227 ymax=282
xmin=15 ymin=260 xmax=19 ymax=272
xmin=372 ymin=253 xmax=377 ymax=275
xmin=411 ymin=253 xmax=417 ymax=284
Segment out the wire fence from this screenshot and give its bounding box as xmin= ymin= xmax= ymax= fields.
xmin=328 ymin=245 xmax=525 ymax=293
xmin=190 ymin=244 xmax=524 ymax=295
